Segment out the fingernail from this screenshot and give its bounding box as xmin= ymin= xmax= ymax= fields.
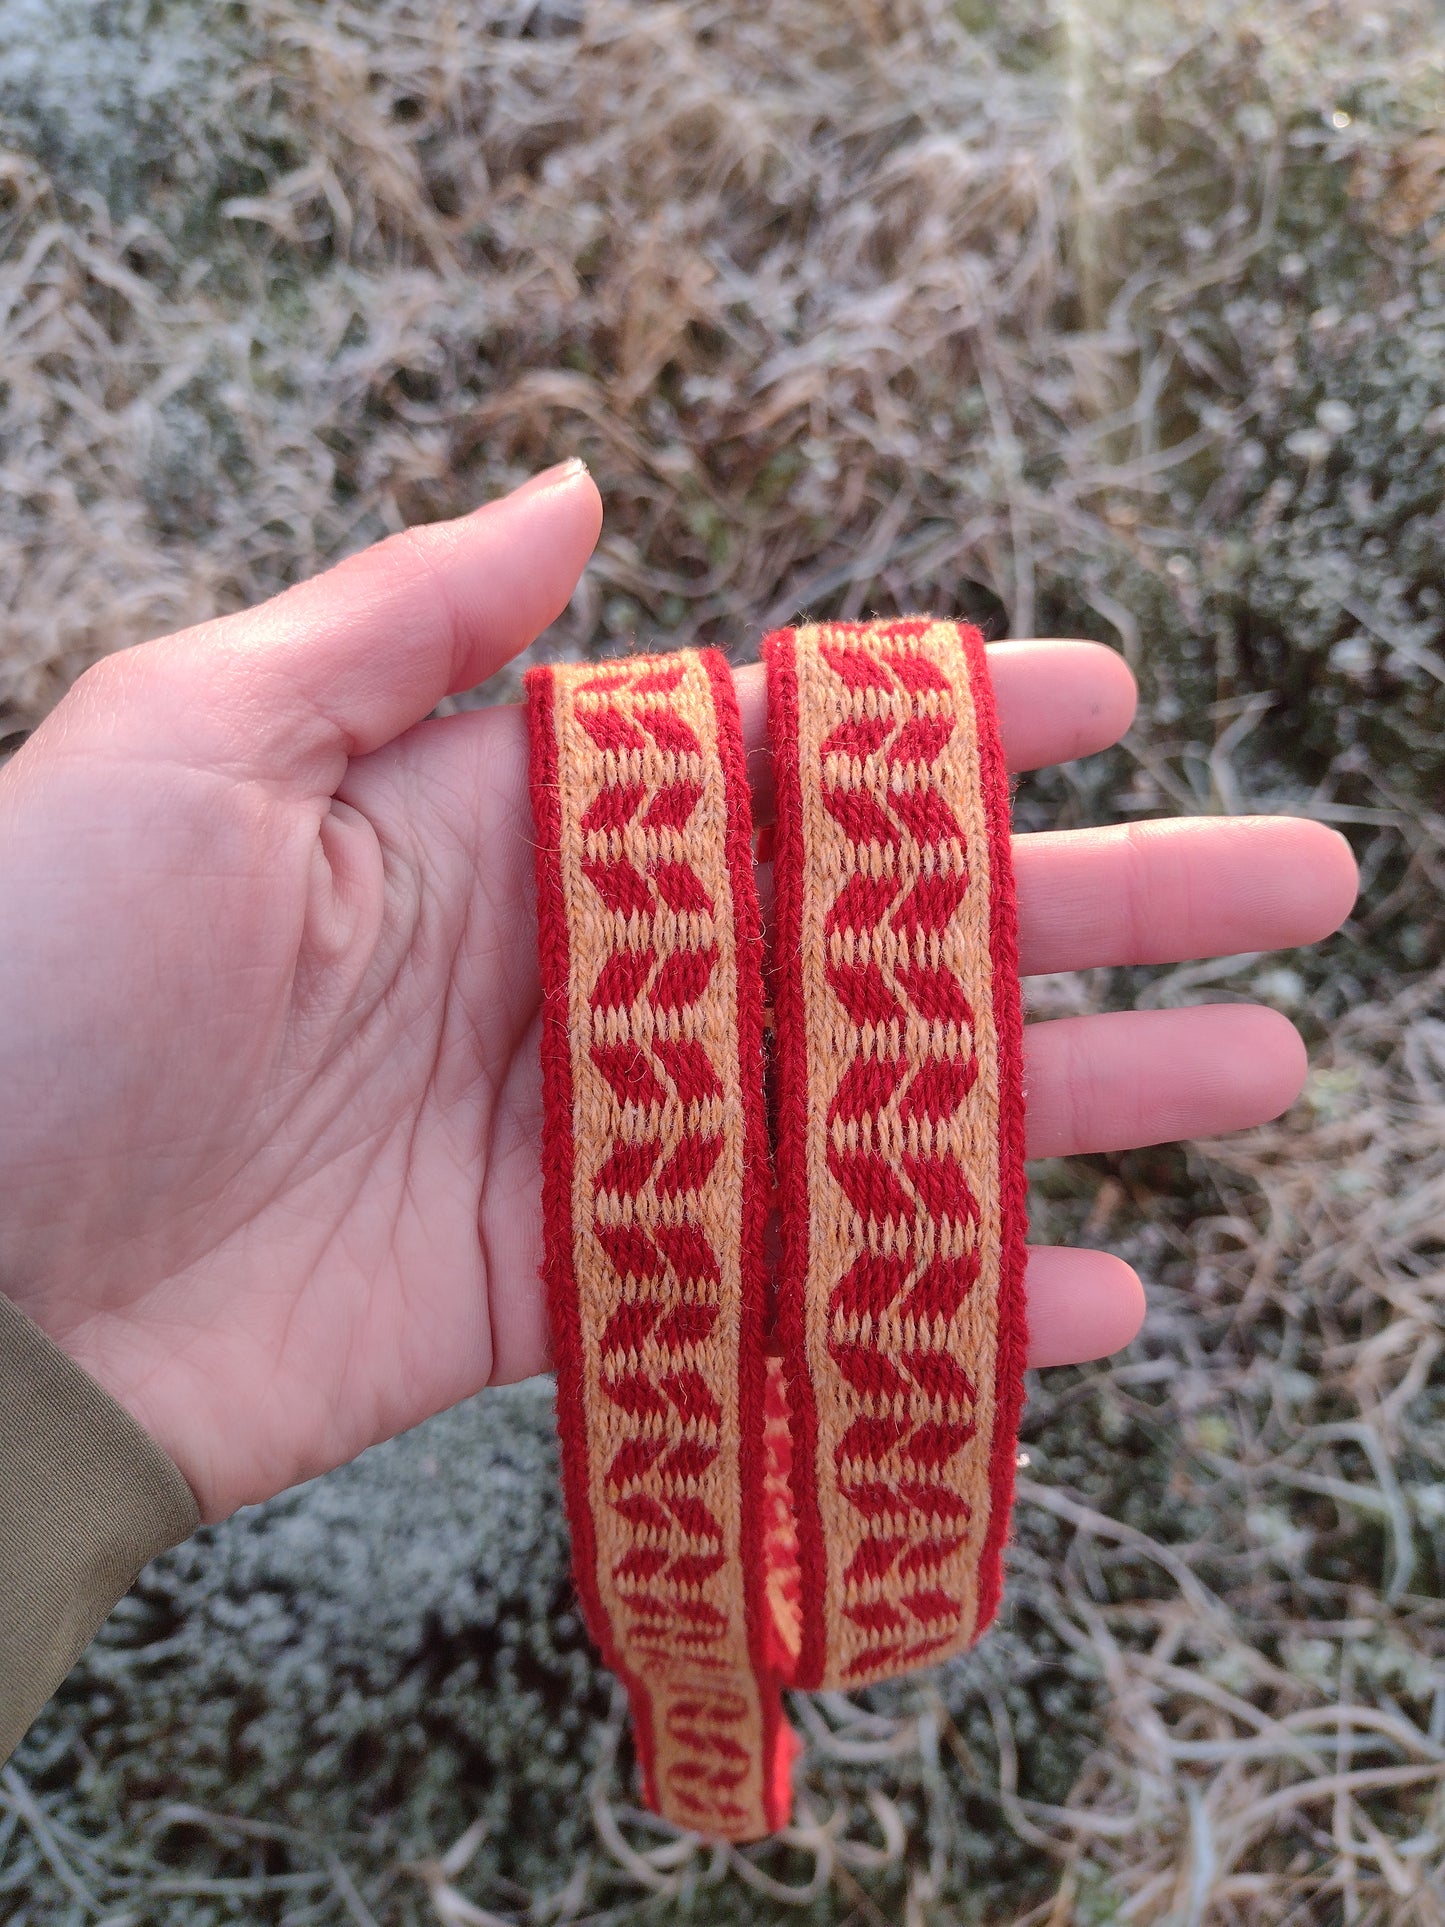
xmin=515 ymin=457 xmax=589 ymax=496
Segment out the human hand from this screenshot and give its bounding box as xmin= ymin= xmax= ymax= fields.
xmin=0 ymin=464 xmax=1358 ymax=1520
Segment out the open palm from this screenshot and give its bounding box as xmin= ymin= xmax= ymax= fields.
xmin=0 ymin=465 xmax=1357 ymax=1521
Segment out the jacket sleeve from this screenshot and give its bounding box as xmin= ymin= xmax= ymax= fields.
xmin=0 ymin=1292 xmax=200 ymax=1763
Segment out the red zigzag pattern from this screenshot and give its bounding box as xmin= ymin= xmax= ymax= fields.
xmin=529 ymin=651 xmax=784 ymax=1841
xmin=766 ymin=620 xmax=1024 ymax=1691
xmin=823 ymin=635 xmax=983 ymax=1676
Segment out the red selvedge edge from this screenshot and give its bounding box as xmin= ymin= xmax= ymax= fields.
xmin=957 ymin=621 xmax=1030 ymax=1635
xmin=525 ymin=664 xmax=663 ymax=1796
xmin=701 ymin=650 xmax=796 ymax=1828
xmin=760 ymin=627 xmax=829 ymax=1691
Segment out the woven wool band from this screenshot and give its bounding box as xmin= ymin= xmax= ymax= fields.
xmin=526 ymin=650 xmax=792 ymax=1842
xmin=763 ymin=620 xmax=1029 ymax=1692
xmin=527 ymin=622 xmax=1026 ymax=1837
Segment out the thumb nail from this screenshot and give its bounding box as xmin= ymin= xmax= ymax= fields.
xmin=514 ymin=457 xmax=589 ymax=497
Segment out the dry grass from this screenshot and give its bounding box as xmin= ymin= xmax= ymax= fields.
xmin=0 ymin=0 xmax=1120 ymax=734
xmin=1 ymin=0 xmax=1442 ymax=1920
xmin=1007 ymin=968 xmax=1445 ymax=1925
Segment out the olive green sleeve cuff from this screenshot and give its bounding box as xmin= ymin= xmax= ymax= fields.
xmin=0 ymin=1292 xmax=200 ymax=1764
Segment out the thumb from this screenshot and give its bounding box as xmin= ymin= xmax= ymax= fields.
xmin=54 ymin=460 xmax=603 ymax=790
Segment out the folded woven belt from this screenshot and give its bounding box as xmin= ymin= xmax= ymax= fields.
xmin=527 ymin=619 xmax=1028 ymax=1841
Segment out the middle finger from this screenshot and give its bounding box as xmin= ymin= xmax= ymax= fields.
xmin=1014 ymin=815 xmax=1358 ymax=976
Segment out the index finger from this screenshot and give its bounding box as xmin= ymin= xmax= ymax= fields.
xmin=735 ymin=638 xmax=1137 ymax=818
